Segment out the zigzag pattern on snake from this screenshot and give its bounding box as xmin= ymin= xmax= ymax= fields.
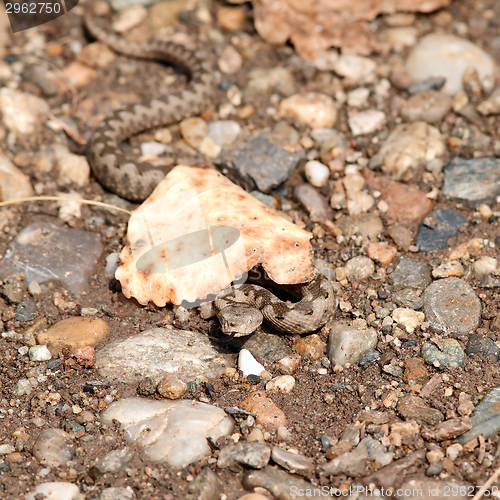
xmin=84 ymin=16 xmax=336 ymax=334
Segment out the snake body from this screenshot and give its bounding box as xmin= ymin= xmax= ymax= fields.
xmin=84 ymin=16 xmax=214 ymax=202
xmin=215 ymin=274 xmax=336 ymax=336
xmin=84 ymin=17 xmax=337 ymax=334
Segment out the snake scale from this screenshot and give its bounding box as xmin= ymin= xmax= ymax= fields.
xmin=84 ymin=15 xmax=337 ymax=335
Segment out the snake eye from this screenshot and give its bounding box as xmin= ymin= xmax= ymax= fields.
xmin=275 ymin=315 xmax=285 ymax=321
xmin=305 ymin=309 xmax=314 ymax=316
xmin=323 ymin=291 xmax=330 ymax=299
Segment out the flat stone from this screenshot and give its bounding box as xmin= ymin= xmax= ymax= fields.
xmin=420 ymin=339 xmax=465 ymax=368
xmin=365 ymin=243 xmax=397 ymax=266
xmin=241 ymin=390 xmax=286 ymax=429
xmin=327 ymin=322 xmax=378 ymax=366
xmin=0 ymin=222 xmax=103 ymax=296
xmin=465 ymin=334 xmax=500 ymax=361
xmin=37 ymin=317 xmax=110 ymax=356
xmin=217 ymin=441 xmax=270 ymax=469
xmin=101 ymin=397 xmax=234 ymax=467
xmin=358 ymin=349 xmax=380 ymax=366
xmin=397 ymin=395 xmax=444 ymax=426
xmin=422 ymin=277 xmax=481 ymax=335
xmin=390 ymin=256 xmax=432 ymax=290
xmin=242 ymin=332 xmax=291 ymax=364
xmin=392 ymin=289 xmax=423 ymax=310
xmin=271 ymin=447 xmax=314 ymax=473
xmin=293 ymin=184 xmax=334 ymax=223
xmin=91 ymin=448 xmax=135 ymax=476
xmin=216 ymin=132 xmax=304 ymax=193
xmin=15 ymin=297 xmax=38 ymax=321
xmin=421 ymin=416 xmax=472 ymax=441
xmin=386 ymin=225 xmax=414 ymax=251
xmin=96 ymin=328 xmax=232 ymax=384
xmin=443 ymin=157 xmax=500 ymax=207
xmin=415 ymin=209 xmax=468 ymax=251
xmin=405 ymin=33 xmax=495 ymax=94
xmin=400 ymin=90 xmax=452 ymax=123
xmin=2 ymin=273 xmax=24 ymax=304
xmin=403 ymin=357 xmax=429 ymax=384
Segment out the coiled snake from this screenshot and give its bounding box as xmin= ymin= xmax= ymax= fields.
xmin=84 ymin=15 xmax=336 ymax=335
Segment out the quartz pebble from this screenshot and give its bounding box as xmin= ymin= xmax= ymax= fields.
xmin=91 ymin=448 xmax=135 ymax=476
xmin=218 ymin=45 xmax=242 ymax=74
xmin=304 ymin=160 xmax=329 ymax=188
xmin=32 ymin=428 xmax=76 ymax=467
xmin=392 ymin=308 xmax=425 ymax=333
xmin=345 ymin=256 xmax=375 ymax=279
xmin=239 ymin=349 xmax=265 ymax=377
xmin=348 ymin=110 xmax=385 ymax=136
xmin=28 ymin=345 xmax=52 ymax=362
xmin=265 ymin=375 xmax=295 ymax=394
xmin=327 ymin=322 xmax=378 ymax=366
xmin=279 ymin=92 xmax=337 ymax=128
xmin=101 ymin=397 xmax=234 ymax=467
xmin=26 ymin=483 xmax=83 ymax=500
xmin=207 ymin=120 xmax=241 ymax=146
xmin=180 ymin=117 xmax=208 ymax=149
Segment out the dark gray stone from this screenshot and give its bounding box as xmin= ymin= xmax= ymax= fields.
xmin=422 ymin=277 xmax=481 ymax=335
xmin=408 ymin=77 xmax=446 ymax=94
xmin=215 ymin=132 xmax=305 ymax=193
xmin=392 ymin=289 xmax=423 ymax=310
xmin=15 ymin=297 xmax=38 ymax=321
xmin=242 ymin=331 xmax=291 ymax=363
xmin=415 ymin=209 xmax=467 ymax=251
xmin=443 ymin=157 xmax=500 ymax=207
xmin=358 ymin=349 xmax=380 ymax=366
xmin=390 ymin=257 xmax=432 ymax=290
xmin=465 ymin=334 xmax=500 ymax=360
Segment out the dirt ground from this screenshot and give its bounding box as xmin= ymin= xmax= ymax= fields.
xmin=2 ymin=0 xmax=500 ymax=498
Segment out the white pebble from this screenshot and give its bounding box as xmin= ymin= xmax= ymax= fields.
xmin=29 ymin=345 xmax=52 ymax=362
xmin=266 ymin=375 xmax=295 ymax=393
xmin=207 ymin=120 xmax=241 ymax=146
xmin=105 ymin=252 xmax=120 ymax=277
xmin=304 ymin=160 xmax=330 ymax=188
xmin=140 ymin=141 xmax=169 ymax=156
xmin=174 ymin=306 xmax=190 ymax=322
xmin=28 ymin=281 xmax=41 ymax=295
xmin=238 ymin=349 xmax=265 ymax=377
xmin=198 ymin=136 xmax=221 ymax=158
xmin=199 ymin=302 xmax=216 ymax=319
xmin=347 ymin=87 xmax=370 ymax=108
xmin=26 ymin=482 xmax=83 ymax=500
xmin=392 ymin=308 xmax=425 ymax=333
xmin=473 ymin=256 xmax=497 ymax=277
xmin=348 ymin=110 xmax=386 ymax=136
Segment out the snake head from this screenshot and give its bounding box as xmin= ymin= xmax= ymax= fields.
xmin=217 ymin=303 xmax=263 ymax=337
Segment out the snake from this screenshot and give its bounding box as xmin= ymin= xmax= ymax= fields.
xmin=215 ymin=274 xmax=336 ymax=336
xmin=83 ymin=16 xmax=337 ymax=335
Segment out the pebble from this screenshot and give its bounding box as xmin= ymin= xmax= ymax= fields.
xmin=101 ymin=397 xmax=234 ymax=467
xmin=403 ymin=357 xmax=429 ymax=384
xmin=26 ymin=483 xmax=83 ymax=500
xmin=242 ymin=467 xmax=316 ymax=499
xmin=390 ymin=256 xmax=432 ymax=290
xmin=396 ymin=395 xmax=444 ymax=426
xmin=266 ymin=375 xmax=295 ymax=394
xmin=335 ymin=213 xmax=383 ymax=241
xmin=345 ymin=256 xmax=375 ymax=279
xmin=96 ymin=328 xmax=232 ymax=384
xmin=239 ymin=349 xmax=265 ymax=377
xmin=304 ymin=160 xmax=330 ymax=188
xmin=363 ymin=169 xmax=433 ymax=226
xmin=11 ymin=379 xmax=32 ymax=396
xmin=465 ymin=334 xmax=500 ymax=361
xmin=216 ymin=6 xmax=246 ymax=31
xmin=365 ymin=243 xmax=397 ymax=266
xmin=478 ymin=88 xmax=500 ymax=115
xmin=348 ymin=110 xmax=385 ymax=136
xmin=91 ymin=448 xmax=135 ymax=476
xmin=0 ymin=88 xmax=49 ymax=136
xmin=1 ymin=274 xmax=23 ymax=304
xmin=377 ymin=122 xmax=446 ymax=181
xmin=327 ymin=322 xmax=378 ymax=366
xmin=28 ymin=345 xmax=52 ymax=362
xmin=392 ymin=308 xmax=425 ymax=333
xmin=381 ymin=27 xmax=417 ymax=51
xmin=422 ymin=277 xmax=481 ymax=335
xmin=405 ymin=33 xmax=496 ymax=94
xmin=347 ymin=87 xmax=370 ymax=108
xmin=279 ymin=92 xmax=337 ymax=128
xmin=93 ymin=487 xmax=136 ymax=500
xmin=218 ymin=45 xmax=242 ymax=74
xmin=271 ymin=447 xmax=314 ymax=472
xmin=199 ymin=136 xmax=222 ymax=158
xmin=15 ymin=297 xmax=38 ymax=321
xmin=432 ymin=260 xmax=464 ymax=278
xmin=343 ymin=171 xmax=375 ymax=215
xmin=216 ymin=132 xmax=305 ymax=193
xmin=292 ymin=184 xmax=334 ymax=223
xmin=358 ymin=349 xmax=380 ymax=366
xmin=157 ymin=373 xmax=188 ymax=399
xmin=276 ymin=354 xmax=301 ymax=375
xmin=333 ymin=54 xmax=376 ymax=84
xmin=0 ymin=222 xmax=103 ymax=296
xmin=400 ymin=90 xmax=452 ymax=123
xmin=186 ymin=468 xmax=223 ymax=500
xmin=295 ymin=334 xmax=324 ymax=360
xmin=242 ymin=332 xmax=291 ymax=364
xmin=37 ymin=317 xmax=109 ymax=356
xmin=207 ymin=120 xmax=241 ymax=146
xmin=426 ymin=461 xmax=443 ymax=476
xmin=246 ymin=67 xmax=295 ymax=96
xmin=392 ymin=289 xmax=423 ymax=310
xmin=443 ymin=157 xmax=500 ymax=206
xmin=415 ymin=209 xmax=468 ymax=252
xmin=140 ymin=141 xmax=170 ymax=156
xmin=421 ymin=416 xmax=472 ymax=441
xmin=217 ymin=441 xmax=270 ymax=469
xmin=241 ymin=390 xmax=286 ymax=429
xmin=180 ymin=117 xmax=208 ymax=150
xmin=0 ymin=152 xmax=34 ymax=202
xmin=420 ymin=339 xmax=465 ymax=368
xmin=32 ymin=428 xmax=76 ymax=467
xmin=473 ymin=256 xmax=498 ymax=277
xmin=386 ymin=225 xmax=414 ymax=251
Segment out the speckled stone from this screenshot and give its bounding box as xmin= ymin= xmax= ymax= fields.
xmin=390 ymin=257 xmax=431 ymax=290
xmin=420 ymin=339 xmax=465 ymax=368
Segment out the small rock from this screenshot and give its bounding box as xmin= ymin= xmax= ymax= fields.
xmin=473 ymin=256 xmax=497 ymax=277
xmin=345 ymin=256 xmax=375 ymax=279
xmin=279 ymin=92 xmax=337 ymax=128
xmin=348 ymin=110 xmax=385 ymax=136
xmin=347 ymin=87 xmax=370 ymax=108
xmin=59 ymin=62 xmax=97 ymax=89
xmin=386 ymin=225 xmax=414 ymax=251
xmin=422 ymin=277 xmax=481 ymax=335
xmin=2 ymin=273 xmax=24 ymax=304
xmin=403 ymin=357 xmax=429 ymax=384
xmin=242 ymin=332 xmax=291 ymax=364
xmin=91 ymin=448 xmax=135 ymax=476
xmin=140 ymin=141 xmax=170 ymax=156
xmin=392 ymin=308 xmax=425 ymax=333
xmin=293 ymin=184 xmax=334 ymax=223
xmin=157 ymin=374 xmax=188 ymax=399
xmin=247 ymin=67 xmax=296 ymax=96
xmin=26 ymin=482 xmax=83 ymax=500
xmin=397 ymin=395 xmax=444 ymax=426
xmin=415 ymin=209 xmax=468 ymax=252
xmin=465 ymin=334 xmax=500 ymax=361
xmin=327 ymin=322 xmax=378 ymax=366
xmin=271 ymin=447 xmax=314 ymax=472
xmin=432 ymin=260 xmax=464 ymax=278
xmin=239 ymin=349 xmax=265 ymax=377
xmin=74 ymin=346 xmax=96 ymax=368
xmin=400 ymin=90 xmax=452 ymax=123
xmin=420 ymin=339 xmax=465 ymax=368
xmin=266 ymin=375 xmax=295 ymax=394
xmin=405 ymin=33 xmax=495 ymax=94
xmin=180 ymin=117 xmax=208 ymax=150
xmin=12 ymin=379 xmax=32 ymax=396
xmin=216 ymin=6 xmax=247 ymax=31
xmin=241 ymin=390 xmax=286 ymax=429
xmin=92 ymin=487 xmax=136 ymax=500
xmin=218 ymin=45 xmax=242 ymax=74
xmin=304 ymin=160 xmax=329 ymax=188
xmin=0 ymin=153 xmax=34 ymax=202
xmin=276 ymin=354 xmax=301 ymax=375
xmin=37 ymin=317 xmax=109 ymax=356
xmin=112 ymin=5 xmax=147 ymax=32
xmin=394 ymin=477 xmax=471 ymax=500
xmin=295 ymin=334 xmax=324 ymax=360
xmin=15 ymin=297 xmax=38 ymax=321
xmin=333 ymin=54 xmax=376 ymax=84
xmin=421 ymin=416 xmax=472 ymax=441
xmin=392 ymin=289 xmax=423 ymax=310
xmin=33 ymin=428 xmax=76 ymax=467
xmin=358 ymin=349 xmax=380 ymax=366
xmin=365 ymin=243 xmax=397 ymax=266
xmin=199 ymin=136 xmax=222 ymax=158
xmin=218 ymin=441 xmax=270 ymax=469
xmin=28 ymin=345 xmax=52 ymax=362
xmin=207 ymin=120 xmax=241 ymax=146
xmin=390 ymin=256 xmax=431 ymax=290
